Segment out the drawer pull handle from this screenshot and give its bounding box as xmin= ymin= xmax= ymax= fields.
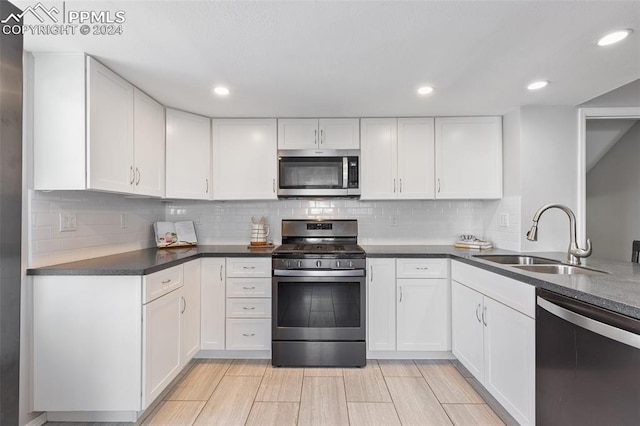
xmin=243 ymin=306 xmax=256 ymax=310
xmin=242 ymin=333 xmax=256 ymax=337
xmin=243 ymin=266 xmax=256 ymax=269
xmin=416 ymin=267 xmax=430 ymax=270
xmin=242 ymin=286 xmax=256 ymax=290
xmin=161 ymin=279 xmax=172 ymax=284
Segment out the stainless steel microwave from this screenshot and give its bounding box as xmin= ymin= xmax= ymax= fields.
xmin=277 ymin=149 xmax=360 ymax=198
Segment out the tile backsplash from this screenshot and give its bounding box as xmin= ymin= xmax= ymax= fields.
xmin=29 ymin=190 xmax=165 ymax=267
xmin=166 ymin=199 xmax=485 ymax=245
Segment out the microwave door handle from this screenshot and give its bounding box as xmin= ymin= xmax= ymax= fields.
xmin=343 ymin=157 xmax=348 ymax=189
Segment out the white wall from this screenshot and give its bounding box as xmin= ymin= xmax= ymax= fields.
xmin=483 ymin=109 xmax=522 ymax=251
xmin=580 ymin=79 xmax=640 ymax=108
xmin=166 ymin=199 xmax=485 ymax=245
xmin=586 ymin=122 xmax=640 ymax=261
xmin=519 ymin=106 xmax=579 ymax=253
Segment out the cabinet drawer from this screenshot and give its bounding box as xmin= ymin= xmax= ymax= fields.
xmin=225 ymin=319 xmax=271 ymax=350
xmin=227 ymin=278 xmax=272 ymax=297
xmin=143 ymin=265 xmax=183 ymax=304
xmin=396 ymin=259 xmax=447 ymax=279
xmin=226 ymin=298 xmax=271 ymax=318
xmin=226 ymin=258 xmax=271 ymax=278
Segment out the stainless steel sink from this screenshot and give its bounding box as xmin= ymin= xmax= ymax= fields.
xmin=512 ymin=264 xmax=607 ymax=275
xmin=474 ymin=255 xmax=560 ymax=265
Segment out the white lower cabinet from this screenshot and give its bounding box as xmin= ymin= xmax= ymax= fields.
xmin=451 ymin=261 xmax=535 ymax=426
xmin=367 ymin=258 xmax=450 ymax=353
xmin=225 ymin=257 xmax=271 ymax=350
xmin=143 ymin=286 xmax=183 ymax=408
xmin=200 ymin=258 xmax=226 ymax=350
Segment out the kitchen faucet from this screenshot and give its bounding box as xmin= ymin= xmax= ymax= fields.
xmin=526 ymin=203 xmax=592 ymax=265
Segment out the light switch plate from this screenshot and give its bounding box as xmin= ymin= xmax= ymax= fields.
xmin=120 ymin=213 xmax=128 ymax=229
xmin=59 ymin=212 xmax=77 ymax=232
xmin=499 ymin=213 xmax=510 ymax=228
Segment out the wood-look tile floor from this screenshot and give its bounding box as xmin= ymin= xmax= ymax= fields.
xmin=139 ymin=359 xmax=511 ymax=426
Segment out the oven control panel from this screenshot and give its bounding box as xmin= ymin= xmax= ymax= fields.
xmin=272 ymin=258 xmax=366 ymax=271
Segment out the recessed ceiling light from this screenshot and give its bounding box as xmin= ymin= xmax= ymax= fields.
xmin=597 ymin=29 xmax=632 ymax=47
xmin=417 ymin=86 xmax=434 ymax=95
xmin=527 ymin=81 xmax=548 ymax=90
xmin=213 ymin=86 xmax=230 ymax=96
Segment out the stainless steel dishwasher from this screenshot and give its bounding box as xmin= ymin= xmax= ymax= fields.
xmin=536 ymin=288 xmax=640 ymax=425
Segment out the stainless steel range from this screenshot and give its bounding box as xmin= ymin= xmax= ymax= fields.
xmin=271 ymin=219 xmax=366 ymax=367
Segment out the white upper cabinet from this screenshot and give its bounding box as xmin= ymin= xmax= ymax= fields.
xmin=278 ymin=118 xmax=359 ymax=150
xmin=33 ymin=54 xmax=165 ymax=196
xmin=435 ymin=116 xmax=502 ymax=199
xmin=87 ymin=58 xmax=135 ymax=194
xmin=361 ymin=118 xmax=398 ymax=199
xmin=165 ymin=109 xmax=211 ymax=200
xmin=361 ymin=118 xmax=434 ymax=199
xmin=212 ymin=119 xmax=277 ymax=200
xmin=133 ymin=89 xmax=165 ymax=197
xmin=397 ymin=118 xmax=435 ymax=199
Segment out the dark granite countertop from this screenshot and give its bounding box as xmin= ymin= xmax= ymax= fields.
xmin=28 ymin=244 xmax=640 ymax=320
xmin=27 ymin=245 xmax=273 ymax=276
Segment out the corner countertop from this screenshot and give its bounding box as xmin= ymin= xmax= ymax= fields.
xmin=27 ymin=244 xmax=640 ymax=320
xmin=26 ymin=245 xmax=274 ymax=276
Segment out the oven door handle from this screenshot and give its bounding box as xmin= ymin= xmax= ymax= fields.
xmin=273 ymin=269 xmax=365 ymax=277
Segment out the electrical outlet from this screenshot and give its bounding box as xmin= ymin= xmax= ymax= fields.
xmin=120 ymin=213 xmax=128 ymax=229
xmin=391 ymin=215 xmax=398 ymax=227
xmin=499 ymin=213 xmax=510 ymax=227
xmin=59 ymin=212 xmax=77 ymax=232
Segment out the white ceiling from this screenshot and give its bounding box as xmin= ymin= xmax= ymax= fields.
xmin=14 ymin=0 xmax=640 ymax=118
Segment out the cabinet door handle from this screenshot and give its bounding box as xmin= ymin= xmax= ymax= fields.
xmin=242 ymin=286 xmax=256 ymax=290
xmin=219 ymin=265 xmax=223 ymax=281
xmin=162 ymin=279 xmax=172 ymax=284
xmin=437 ymin=178 xmax=441 ymax=193
xmin=475 ymin=304 xmax=481 ymax=323
xmin=393 ymin=178 xmax=397 ymax=193
xmin=135 ymin=168 xmax=140 ymax=185
xmin=370 ymin=265 xmax=374 ymax=283
xmin=242 ymin=333 xmax=256 ymax=337
xmin=399 ymin=286 xmax=403 ymax=302
xmin=206 ymin=178 xmax=209 ymax=194
xmin=482 ymin=306 xmax=488 ymax=326
xmin=273 ymin=178 xmax=276 ymax=193
xmin=399 ymin=178 xmax=403 ymax=193
xmin=314 ymin=129 xmax=318 ymax=145
xmin=243 ymin=306 xmax=256 ymax=310
xmin=129 ymin=166 xmax=134 ymax=185
xmin=320 ymin=129 xmax=324 ymax=144
xmin=181 ymin=296 xmax=186 ymax=314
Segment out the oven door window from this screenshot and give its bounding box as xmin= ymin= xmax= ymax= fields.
xmin=277 ymin=281 xmax=361 ymax=328
xmin=279 ymin=157 xmax=344 ymax=189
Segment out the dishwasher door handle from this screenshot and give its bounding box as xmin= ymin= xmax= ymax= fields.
xmin=537 ymin=296 xmax=640 ymax=350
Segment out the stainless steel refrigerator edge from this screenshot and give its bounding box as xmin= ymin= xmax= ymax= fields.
xmin=0 ymin=0 xmax=23 ymax=424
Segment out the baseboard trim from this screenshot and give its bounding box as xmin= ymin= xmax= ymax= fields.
xmin=367 ymin=350 xmax=454 ymax=359
xmin=24 ymin=412 xmax=46 ymax=426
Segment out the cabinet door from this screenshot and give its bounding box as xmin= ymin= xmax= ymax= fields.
xmin=367 ymin=259 xmax=396 ymax=351
xmin=319 ymin=118 xmax=360 ymax=149
xmin=435 ymin=116 xmax=502 ymax=199
xmin=165 ymin=109 xmax=211 ymax=200
xmin=451 ymin=281 xmax=485 ymax=380
xmin=212 ymin=119 xmax=277 ymax=200
xmin=143 ymin=287 xmax=182 ymax=408
xmin=483 ymin=297 xmax=535 ymax=426
xmin=86 ymin=57 xmax=134 ymax=194
xmin=133 ymin=89 xmax=165 ymax=197
xmin=200 ymin=259 xmax=226 ymax=350
xmin=397 ymin=278 xmax=450 ymax=351
xmin=181 ymin=260 xmax=201 ymax=366
xmin=277 ymin=118 xmax=318 ymax=149
xmin=360 ymin=118 xmax=398 ymax=199
xmin=397 ymin=118 xmax=435 ymax=199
